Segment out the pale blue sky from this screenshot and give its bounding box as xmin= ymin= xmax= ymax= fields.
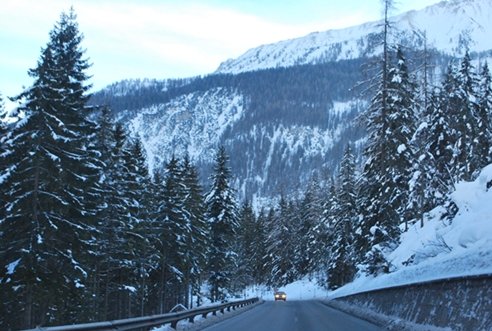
xmin=0 ymin=0 xmax=443 ymax=98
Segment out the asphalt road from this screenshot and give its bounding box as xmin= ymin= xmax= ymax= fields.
xmin=202 ymin=300 xmax=383 ymax=331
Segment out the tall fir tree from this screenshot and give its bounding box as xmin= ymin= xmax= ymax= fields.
xmin=328 ymin=145 xmax=357 ymax=289
xmin=157 ymin=155 xmax=189 ymax=310
xmin=385 ymin=47 xmax=418 ymax=227
xmin=252 ymin=208 xmax=269 ymax=285
xmin=234 ymin=201 xmax=257 ymax=290
xmin=93 ymin=123 xmax=140 ymax=320
xmin=0 ymin=9 xmax=102 ymax=329
xmin=265 ymin=196 xmax=297 ymax=286
xmin=356 ymin=46 xmax=417 ymax=275
xmin=121 ymin=137 xmax=153 ymax=316
xmin=424 ymin=58 xmax=478 ymax=221
xmin=297 ymin=175 xmax=323 ymax=277
xmin=205 ymin=146 xmax=238 ymax=302
xmin=454 ymin=51 xmax=480 ymax=180
xmin=425 ymin=80 xmax=456 ymax=205
xmin=180 ymin=155 xmax=208 ymax=308
xmin=86 ymin=106 xmax=115 ymax=320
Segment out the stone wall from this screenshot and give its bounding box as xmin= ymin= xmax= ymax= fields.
xmin=327 ymin=275 xmax=492 ymax=331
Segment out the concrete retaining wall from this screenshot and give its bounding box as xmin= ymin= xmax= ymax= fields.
xmin=328 ymin=275 xmax=492 ymax=331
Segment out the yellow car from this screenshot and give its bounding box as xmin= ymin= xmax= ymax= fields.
xmin=274 ymin=291 xmax=287 ymax=301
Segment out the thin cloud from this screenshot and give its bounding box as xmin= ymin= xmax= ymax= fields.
xmin=0 ymin=0 xmax=442 ymax=96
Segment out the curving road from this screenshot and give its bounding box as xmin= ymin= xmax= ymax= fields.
xmin=203 ymin=300 xmax=383 ymax=331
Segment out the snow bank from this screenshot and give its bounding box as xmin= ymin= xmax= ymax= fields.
xmin=151 ymin=300 xmax=263 ymax=331
xmin=330 ymin=163 xmax=492 ymax=299
xmin=275 ymin=277 xmax=330 ymax=300
xmin=242 ymin=277 xmax=330 ymax=301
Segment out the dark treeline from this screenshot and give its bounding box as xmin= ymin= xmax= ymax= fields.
xmin=90 ymin=48 xmax=455 ymax=126
xmin=91 ymin=59 xmax=365 ymax=121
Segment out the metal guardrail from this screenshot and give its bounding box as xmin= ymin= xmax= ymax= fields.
xmin=25 ymin=297 xmax=259 ymax=331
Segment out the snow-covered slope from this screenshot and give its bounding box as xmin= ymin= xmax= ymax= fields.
xmin=95 ymin=0 xmax=492 ymax=201
xmin=216 ymin=0 xmax=492 ymax=74
xmin=128 ymin=88 xmax=244 ymax=175
xmin=329 ymin=163 xmax=492 ymax=299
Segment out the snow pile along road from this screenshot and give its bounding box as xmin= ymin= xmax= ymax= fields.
xmin=243 ymin=277 xmax=330 ymax=301
xmin=330 ymin=163 xmax=492 ymax=299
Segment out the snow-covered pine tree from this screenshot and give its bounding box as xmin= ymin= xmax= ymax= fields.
xmin=96 ymin=123 xmax=141 ymax=320
xmin=145 ymin=171 xmax=169 ymax=314
xmin=386 ymin=47 xmax=418 ymax=227
xmin=356 ymin=47 xmax=417 ymax=276
xmin=206 ymin=146 xmax=238 ymax=301
xmin=265 ymin=196 xmax=297 ymax=286
xmin=252 ymin=208 xmax=269 ymax=285
xmin=157 ymin=155 xmax=189 ymax=309
xmin=180 ymin=155 xmax=208 ymax=308
xmin=0 ymin=9 xmax=101 ymax=328
xmin=296 ymin=175 xmax=323 ymax=277
xmin=85 ymin=106 xmax=114 ymax=320
xmin=408 ymin=96 xmax=437 ymax=228
xmin=234 ymin=201 xmax=257 ymax=290
xmin=454 ymin=51 xmax=480 ymax=180
xmin=121 ymin=137 xmax=154 ymax=316
xmin=327 ymin=145 xmax=357 ymax=289
xmin=354 ymin=0 xmax=394 ymax=275
xmin=425 ymin=80 xmax=456 ymax=207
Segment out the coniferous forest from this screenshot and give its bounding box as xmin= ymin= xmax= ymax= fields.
xmin=1 ymin=7 xmax=492 ymax=330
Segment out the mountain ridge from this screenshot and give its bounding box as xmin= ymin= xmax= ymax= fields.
xmin=215 ymin=0 xmax=492 ymax=75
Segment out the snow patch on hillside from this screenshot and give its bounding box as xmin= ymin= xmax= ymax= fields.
xmin=128 ymin=88 xmax=244 ymax=175
xmin=332 ymin=100 xmax=360 ymax=116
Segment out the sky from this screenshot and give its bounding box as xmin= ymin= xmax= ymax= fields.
xmin=0 ymin=0 xmax=444 ymax=99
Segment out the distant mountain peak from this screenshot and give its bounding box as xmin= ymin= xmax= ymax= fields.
xmin=216 ymin=0 xmax=492 ymax=75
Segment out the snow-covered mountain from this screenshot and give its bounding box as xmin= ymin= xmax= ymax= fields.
xmin=128 ymin=88 xmax=245 ymax=175
xmin=92 ymin=0 xmax=492 ymax=202
xmin=216 ymin=0 xmax=492 ymax=74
